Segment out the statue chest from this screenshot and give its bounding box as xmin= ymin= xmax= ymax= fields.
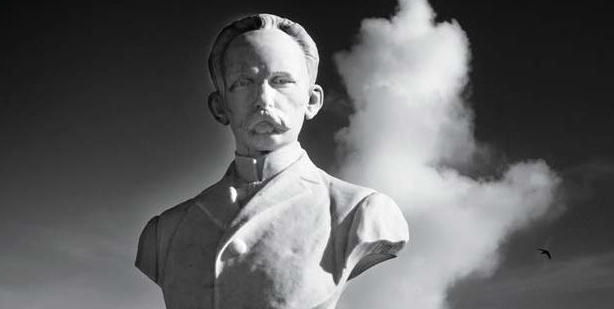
xmin=161 ymin=193 xmax=341 ymax=309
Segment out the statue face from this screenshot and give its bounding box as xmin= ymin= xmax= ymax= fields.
xmin=216 ymin=28 xmax=322 ymax=156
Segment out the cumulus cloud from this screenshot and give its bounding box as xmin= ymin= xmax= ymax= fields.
xmin=333 ymin=1 xmax=560 ymax=308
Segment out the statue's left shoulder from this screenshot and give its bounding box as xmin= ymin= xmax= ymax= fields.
xmin=318 ymin=172 xmax=375 ymax=222
xmin=318 ymin=171 xmax=409 ymax=280
xmin=344 ymin=191 xmax=409 ymax=279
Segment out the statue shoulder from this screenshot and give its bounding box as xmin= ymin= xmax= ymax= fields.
xmin=317 ymin=171 xmax=376 ymax=223
xmin=135 ymin=198 xmax=194 ymax=283
xmin=318 ymin=171 xmax=409 ymax=280
xmin=158 ymin=175 xmax=229 ymax=222
xmin=135 ymin=175 xmax=229 ymax=283
xmin=158 ymin=199 xmax=192 ymax=224
xmin=145 ymin=175 xmax=228 ymax=247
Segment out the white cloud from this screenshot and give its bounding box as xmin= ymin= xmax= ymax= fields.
xmin=333 ymin=1 xmax=560 ymax=308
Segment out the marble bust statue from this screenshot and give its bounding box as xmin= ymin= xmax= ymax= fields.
xmin=135 ymin=13 xmax=409 ymax=309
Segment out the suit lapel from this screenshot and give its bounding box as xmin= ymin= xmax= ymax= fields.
xmin=217 ymin=153 xmax=322 ymax=249
xmin=231 ymin=165 xmax=307 ymax=228
xmin=193 ymin=169 xmax=241 ymax=230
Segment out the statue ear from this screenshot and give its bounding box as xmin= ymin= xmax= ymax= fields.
xmin=208 ymin=91 xmax=229 ymax=125
xmin=305 ymin=84 xmax=323 ymax=120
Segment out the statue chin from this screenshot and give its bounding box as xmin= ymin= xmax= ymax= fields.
xmin=240 ymin=132 xmax=293 ymax=154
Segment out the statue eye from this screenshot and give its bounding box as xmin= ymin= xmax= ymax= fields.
xmin=272 ymin=76 xmax=295 ymax=85
xmin=231 ymin=78 xmax=252 ymax=90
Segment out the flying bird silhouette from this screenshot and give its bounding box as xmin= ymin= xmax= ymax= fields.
xmin=538 ymin=248 xmax=552 ymax=259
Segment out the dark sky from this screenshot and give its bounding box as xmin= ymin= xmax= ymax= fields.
xmin=2 ymin=0 xmax=613 ymax=308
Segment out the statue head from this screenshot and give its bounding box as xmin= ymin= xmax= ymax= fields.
xmin=207 ymin=14 xmax=324 ymax=156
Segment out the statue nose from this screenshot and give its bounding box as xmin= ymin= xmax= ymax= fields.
xmin=255 ymin=82 xmax=274 ymax=110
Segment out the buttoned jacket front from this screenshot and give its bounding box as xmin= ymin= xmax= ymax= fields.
xmin=136 ymin=153 xmax=408 ymax=309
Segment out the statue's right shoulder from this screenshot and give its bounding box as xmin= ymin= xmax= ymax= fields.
xmin=158 ymin=175 xmax=229 ymax=228
xmin=135 ymin=176 xmax=228 ymax=283
xmin=135 ymin=199 xmax=193 ymax=284
xmin=135 ymin=215 xmax=159 ymax=283
xmin=158 ymin=199 xmax=192 ymax=226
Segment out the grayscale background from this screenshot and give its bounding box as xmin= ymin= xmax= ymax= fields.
xmin=2 ymin=0 xmax=613 ymax=308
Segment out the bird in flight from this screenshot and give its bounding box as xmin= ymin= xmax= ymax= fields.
xmin=538 ymin=248 xmax=552 ymax=259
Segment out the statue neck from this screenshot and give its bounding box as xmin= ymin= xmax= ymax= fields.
xmin=233 ymin=141 xmax=304 ymax=183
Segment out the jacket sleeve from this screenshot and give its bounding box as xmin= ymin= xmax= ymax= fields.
xmin=343 ymin=192 xmax=409 ymax=280
xmin=135 ymin=215 xmax=159 ymax=283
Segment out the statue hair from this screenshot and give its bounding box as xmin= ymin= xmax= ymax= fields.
xmin=208 ymin=13 xmax=320 ymax=92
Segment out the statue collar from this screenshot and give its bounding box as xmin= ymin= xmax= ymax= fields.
xmin=233 ymin=141 xmax=304 ymax=183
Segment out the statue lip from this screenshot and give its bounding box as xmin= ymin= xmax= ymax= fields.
xmin=251 ymin=121 xmax=285 ymax=134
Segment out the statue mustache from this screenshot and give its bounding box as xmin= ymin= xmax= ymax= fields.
xmin=243 ymin=109 xmax=291 ymax=132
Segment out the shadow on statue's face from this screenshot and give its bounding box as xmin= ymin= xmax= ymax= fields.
xmin=213 ymin=28 xmax=322 ymax=156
